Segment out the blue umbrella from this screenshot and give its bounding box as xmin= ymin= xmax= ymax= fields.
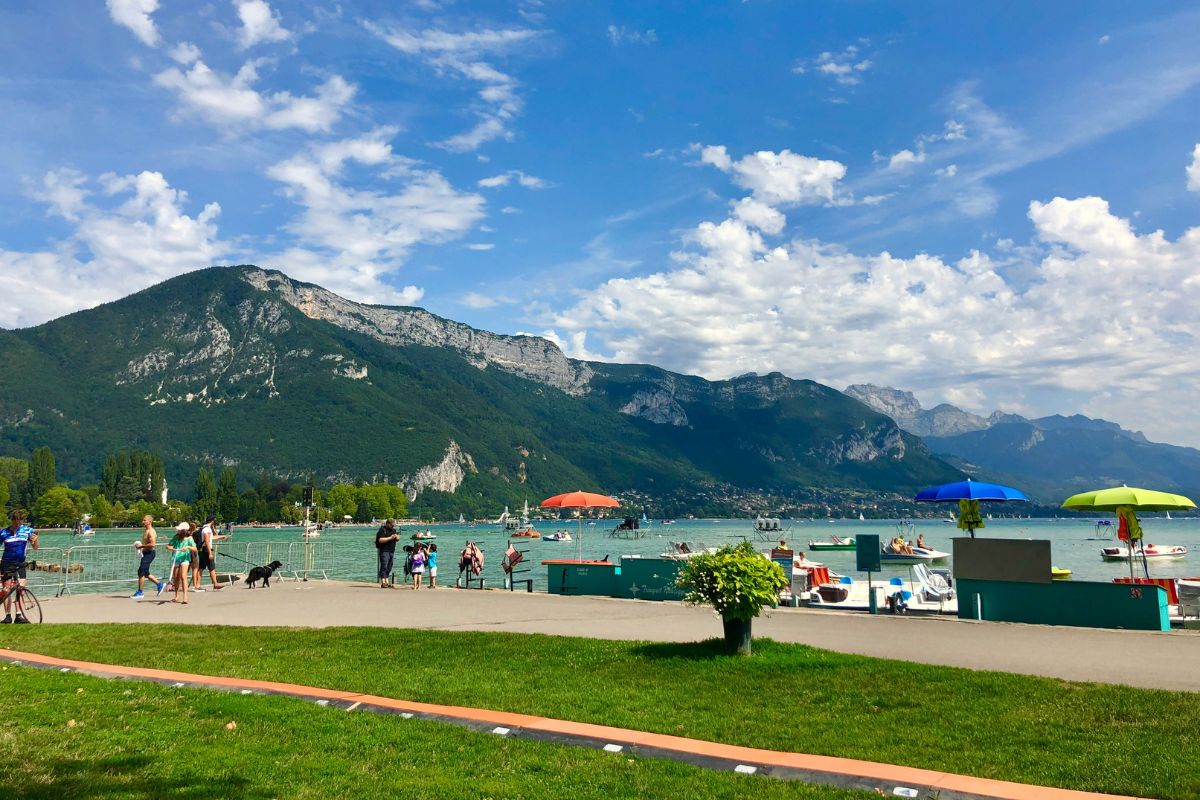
xmin=914 ymin=479 xmax=1028 ymax=537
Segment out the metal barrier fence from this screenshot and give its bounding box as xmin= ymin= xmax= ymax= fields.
xmin=17 ymin=541 xmax=336 ymax=597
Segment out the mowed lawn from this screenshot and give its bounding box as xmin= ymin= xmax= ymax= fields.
xmin=6 ymin=625 xmax=1199 ymax=799
xmin=0 ymin=667 xmax=867 ymax=800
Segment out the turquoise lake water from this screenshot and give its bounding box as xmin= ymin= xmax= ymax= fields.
xmin=34 ymin=516 xmax=1200 ymax=592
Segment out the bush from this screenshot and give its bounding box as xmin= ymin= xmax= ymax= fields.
xmin=675 ymin=540 xmax=788 ymax=655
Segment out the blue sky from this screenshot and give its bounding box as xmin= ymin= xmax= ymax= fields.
xmin=3 ymin=2 xmax=1200 ymax=446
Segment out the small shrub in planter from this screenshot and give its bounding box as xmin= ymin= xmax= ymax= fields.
xmin=675 ymin=540 xmax=788 ymax=655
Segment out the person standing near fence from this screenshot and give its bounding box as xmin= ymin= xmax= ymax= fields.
xmin=196 ymin=515 xmax=226 ymax=591
xmin=411 ymin=543 xmax=426 ymax=590
xmin=375 ymin=520 xmax=400 ymax=588
xmin=166 ymin=522 xmax=195 ymax=604
xmin=1 ymin=510 xmax=37 ymax=623
xmin=427 ymin=543 xmax=438 ymax=589
xmin=131 ymin=515 xmax=165 ymax=599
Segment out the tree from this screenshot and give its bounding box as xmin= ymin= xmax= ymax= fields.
xmin=0 ymin=476 xmax=8 ymax=527
xmin=194 ymin=468 xmax=217 ymax=520
xmin=217 ymin=467 xmax=239 ymax=522
xmin=675 ymin=541 xmax=788 ymax=656
xmin=325 ymin=484 xmax=358 ymax=521
xmin=29 ymin=446 xmax=56 ymax=503
xmin=115 ymin=474 xmax=143 ymax=505
xmin=90 ymin=494 xmax=113 ymax=528
xmin=32 ymin=486 xmax=79 ymax=528
xmin=0 ymin=457 xmax=29 ymax=506
xmin=354 ymin=496 xmax=372 ymax=523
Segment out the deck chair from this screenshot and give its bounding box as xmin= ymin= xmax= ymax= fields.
xmin=913 ymin=563 xmax=954 ymax=602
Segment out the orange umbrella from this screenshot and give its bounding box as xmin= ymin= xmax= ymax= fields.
xmin=540 ymin=491 xmax=621 ymax=559
xmin=540 ymin=491 xmax=621 ymax=509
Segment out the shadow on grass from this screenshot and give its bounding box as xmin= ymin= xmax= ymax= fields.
xmin=5 ymin=754 xmax=258 ymax=800
xmin=631 ymin=639 xmax=734 ymax=661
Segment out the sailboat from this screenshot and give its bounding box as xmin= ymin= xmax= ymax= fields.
xmin=858 ymin=512 xmax=865 ymax=521
xmin=1166 ymin=511 xmax=1173 ymax=520
xmin=458 ymin=513 xmax=466 ymax=524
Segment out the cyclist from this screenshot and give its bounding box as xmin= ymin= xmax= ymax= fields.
xmin=1 ymin=510 xmax=38 ymax=624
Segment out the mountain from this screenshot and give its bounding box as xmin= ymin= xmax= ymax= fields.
xmin=846 ymin=384 xmax=1200 ymax=498
xmin=0 ymin=267 xmax=962 ymax=513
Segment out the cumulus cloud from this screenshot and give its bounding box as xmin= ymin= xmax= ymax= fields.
xmin=153 ymin=58 xmax=354 ymax=133
xmin=235 ymin=0 xmax=292 ymax=49
xmin=700 ymin=145 xmax=847 ymax=206
xmin=886 ymin=148 xmax=926 ymax=170
xmin=793 ymin=44 xmax=872 ymax=86
xmin=367 ymin=23 xmax=539 ymax=152
xmin=264 ymin=130 xmax=486 ymax=303
xmin=460 ymin=291 xmax=499 ymax=308
xmin=107 ymin=0 xmax=160 ymax=47
xmin=1 ymin=169 xmax=227 ymax=327
xmin=1188 ymin=143 xmax=1200 ymax=192
xmin=477 ymin=170 xmax=551 ymax=189
xmin=548 ymin=189 xmax=1200 ymax=446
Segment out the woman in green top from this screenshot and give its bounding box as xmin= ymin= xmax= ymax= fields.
xmin=166 ymin=522 xmax=196 ymax=604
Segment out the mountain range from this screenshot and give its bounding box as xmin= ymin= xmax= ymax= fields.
xmin=0 ymin=266 xmax=961 ymax=515
xmin=845 ymin=385 xmax=1200 ymax=499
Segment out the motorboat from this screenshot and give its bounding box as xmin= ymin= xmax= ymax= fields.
xmin=660 ymin=542 xmax=716 ymax=559
xmin=808 ymin=536 xmax=856 ymax=551
xmin=1051 ymin=566 xmax=1072 ymax=579
xmin=412 ymin=531 xmax=437 ymax=541
xmin=542 ymin=531 xmax=572 ymax=542
xmin=879 ymin=545 xmax=950 ymax=565
xmin=1100 ymin=543 xmax=1187 ymax=561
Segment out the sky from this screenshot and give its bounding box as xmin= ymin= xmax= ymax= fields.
xmin=3 ymin=2 xmax=1200 ymax=446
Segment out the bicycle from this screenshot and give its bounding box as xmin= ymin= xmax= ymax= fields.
xmin=0 ymin=562 xmax=42 ymax=624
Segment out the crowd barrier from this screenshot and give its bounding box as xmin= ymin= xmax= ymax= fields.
xmin=17 ymin=541 xmax=335 ymax=596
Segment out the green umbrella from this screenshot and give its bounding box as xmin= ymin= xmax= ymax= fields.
xmin=1061 ymin=486 xmax=1195 ymax=581
xmin=1061 ymin=486 xmax=1195 ymax=513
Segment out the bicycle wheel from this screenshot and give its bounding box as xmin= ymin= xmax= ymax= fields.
xmin=14 ymin=586 xmax=42 ymax=623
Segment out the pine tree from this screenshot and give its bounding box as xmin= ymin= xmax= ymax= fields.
xmin=29 ymin=447 xmax=56 ymax=502
xmin=194 ymin=468 xmax=218 ymax=520
xmin=217 ymin=466 xmax=239 ymax=522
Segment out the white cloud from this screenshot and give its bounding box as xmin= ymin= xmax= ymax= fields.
xmin=465 ymin=243 xmax=495 ymax=251
xmin=935 ymin=164 xmax=958 ymax=178
xmin=700 ymin=145 xmax=848 ymax=206
xmin=886 ymin=148 xmax=926 ymax=170
xmin=168 ymin=41 xmax=202 ymax=65
xmin=731 ymin=197 xmax=785 ymax=235
xmin=1187 ymin=143 xmax=1200 ymax=192
xmin=548 ymin=193 xmax=1200 ymax=446
xmin=1098 ymin=34 xmax=1112 ymax=45
xmin=0 ymin=169 xmax=227 ymax=327
xmin=235 ymin=0 xmax=292 ymax=49
xmin=461 ymin=291 xmax=499 ymax=308
xmin=107 ymin=0 xmax=160 ymax=47
xmin=500 ymin=206 xmax=522 ymax=214
xmin=367 ymin=23 xmax=539 ymax=152
xmin=794 ymin=45 xmax=872 ymax=87
xmin=477 ymin=170 xmax=551 ymax=189
xmin=607 ymin=25 xmax=657 ymax=46
xmin=264 ymin=130 xmax=486 ymax=303
xmin=153 ymin=59 xmax=354 ymax=133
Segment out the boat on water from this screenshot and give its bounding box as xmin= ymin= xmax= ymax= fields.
xmin=1051 ymin=566 xmax=1072 ymax=579
xmin=457 ymin=514 xmax=466 ymax=525
xmin=808 ymin=535 xmax=856 ymax=551
xmin=543 ymin=531 xmax=572 ymax=542
xmin=858 ymin=512 xmax=866 ymax=521
xmin=412 ymin=531 xmax=436 ymax=541
xmin=1100 ymin=543 xmax=1187 ymax=561
xmin=660 ymin=541 xmax=717 ymax=559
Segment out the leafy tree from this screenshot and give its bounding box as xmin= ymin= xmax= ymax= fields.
xmin=115 ymin=474 xmax=143 ymax=505
xmin=0 ymin=457 xmax=28 ymax=505
xmin=0 ymin=476 xmax=8 ymax=528
xmin=150 ymin=460 xmax=165 ymax=502
xmin=217 ymin=466 xmax=239 ymax=522
xmin=90 ymin=494 xmax=113 ymax=528
xmin=32 ymin=485 xmax=79 ymax=527
xmin=194 ymin=468 xmax=217 ymax=520
xmin=354 ymin=496 xmax=372 ymax=523
xmin=675 ymin=540 xmax=788 ymax=656
xmin=29 ymin=446 xmax=56 ymax=503
xmin=325 ymin=484 xmax=358 ymax=521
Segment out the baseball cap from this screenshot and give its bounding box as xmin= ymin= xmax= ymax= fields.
xmin=175 ymin=522 xmax=190 ymax=532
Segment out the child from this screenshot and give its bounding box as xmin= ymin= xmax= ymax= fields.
xmin=165 ymin=522 xmax=196 ymax=604
xmin=411 ymin=543 xmax=426 ymax=590
xmin=427 ymin=543 xmax=438 ymax=589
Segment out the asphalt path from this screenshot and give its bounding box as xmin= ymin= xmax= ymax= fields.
xmin=41 ymin=581 xmax=1200 ymax=692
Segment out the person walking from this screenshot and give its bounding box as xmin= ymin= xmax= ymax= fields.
xmin=427 ymin=543 xmax=438 ymax=589
xmin=411 ymin=543 xmax=426 ymax=590
xmin=375 ymin=520 xmax=400 ymax=588
xmin=188 ymin=522 xmax=205 ymax=592
xmin=166 ymin=522 xmax=196 ymax=604
xmin=1 ymin=510 xmax=37 ymax=623
xmin=131 ymin=514 xmax=165 ymax=599
xmin=196 ymin=515 xmax=227 ymax=591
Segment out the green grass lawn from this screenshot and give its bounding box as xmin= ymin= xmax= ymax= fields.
xmin=7 ymin=625 xmax=1200 ymax=799
xmin=1 ymin=666 xmax=866 ymax=800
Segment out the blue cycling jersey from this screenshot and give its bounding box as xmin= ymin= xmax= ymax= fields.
xmin=0 ymin=524 xmax=34 ymax=562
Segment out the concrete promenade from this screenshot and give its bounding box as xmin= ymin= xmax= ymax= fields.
xmin=43 ymin=581 xmax=1200 ymax=692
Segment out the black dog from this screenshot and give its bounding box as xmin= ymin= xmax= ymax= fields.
xmin=245 ymin=560 xmax=283 ymax=588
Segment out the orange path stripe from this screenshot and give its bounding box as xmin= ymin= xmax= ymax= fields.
xmin=0 ymin=648 xmax=1142 ymax=800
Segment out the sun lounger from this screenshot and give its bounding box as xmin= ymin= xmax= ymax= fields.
xmin=1178 ymin=580 xmax=1200 ymax=618
xmin=912 ymin=563 xmax=954 ymax=603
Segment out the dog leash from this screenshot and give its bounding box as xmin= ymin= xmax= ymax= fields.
xmin=216 ymin=552 xmax=287 ymax=570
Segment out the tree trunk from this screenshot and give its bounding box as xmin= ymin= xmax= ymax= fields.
xmin=722 ymin=616 xmax=752 ymax=656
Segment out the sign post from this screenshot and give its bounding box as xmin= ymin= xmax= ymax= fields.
xmin=856 ymin=534 xmax=881 ymax=614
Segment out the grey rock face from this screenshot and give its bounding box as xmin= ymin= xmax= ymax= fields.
xmin=402 ymin=440 xmax=478 ymax=500
xmin=243 ymin=268 xmax=593 ymax=396
xmin=845 ymin=384 xmax=990 ymax=437
xmin=620 ymin=389 xmax=688 ymax=426
xmin=808 ymin=423 xmax=907 ymax=464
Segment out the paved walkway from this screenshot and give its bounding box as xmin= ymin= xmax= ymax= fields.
xmin=0 ymin=646 xmax=1142 ymax=800
xmin=42 ymin=581 xmax=1200 ymax=691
